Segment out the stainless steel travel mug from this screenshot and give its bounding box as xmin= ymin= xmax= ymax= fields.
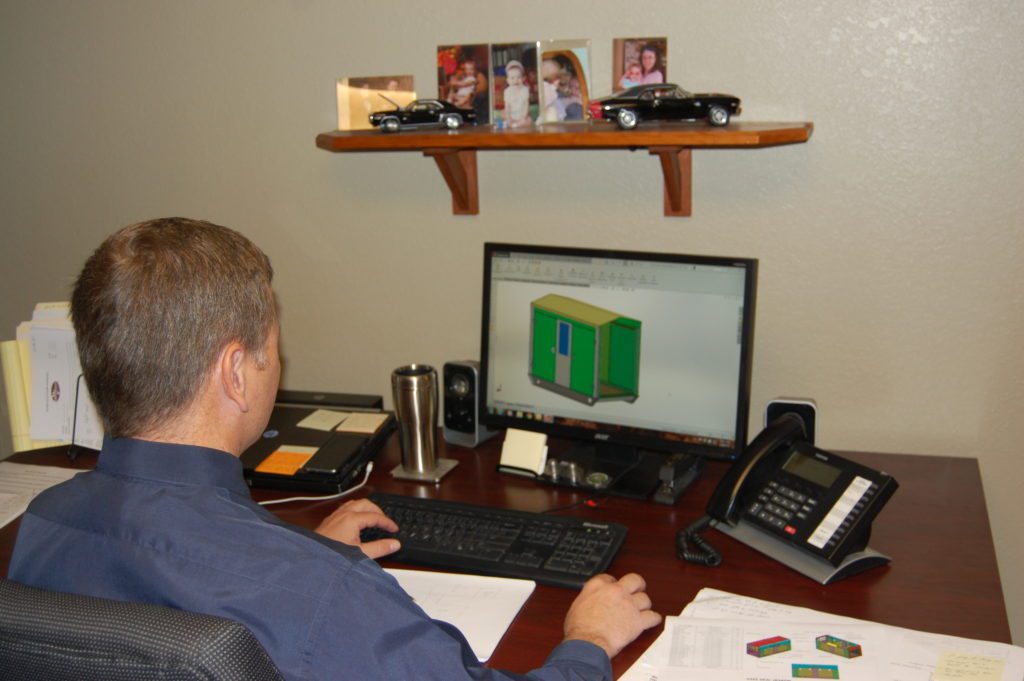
xmin=391 ymin=364 xmax=438 ymax=473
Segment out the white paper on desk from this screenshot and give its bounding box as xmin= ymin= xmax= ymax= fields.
xmin=0 ymin=492 xmax=31 ymax=531
xmin=678 ymin=589 xmax=1024 ymax=681
xmin=385 ymin=568 xmax=535 ymax=662
xmin=0 ymin=462 xmax=81 ymax=529
xmin=639 ymin=616 xmax=890 ymax=681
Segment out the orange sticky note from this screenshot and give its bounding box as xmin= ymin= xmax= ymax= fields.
xmin=255 ymin=445 xmax=318 ymax=476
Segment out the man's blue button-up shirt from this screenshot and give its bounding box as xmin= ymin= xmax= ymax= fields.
xmin=10 ymin=438 xmax=611 ymax=680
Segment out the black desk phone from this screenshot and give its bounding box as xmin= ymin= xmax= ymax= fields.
xmin=678 ymin=413 xmax=899 ymax=582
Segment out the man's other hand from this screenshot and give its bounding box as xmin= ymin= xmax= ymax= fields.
xmin=562 ymin=572 xmax=663 ymax=659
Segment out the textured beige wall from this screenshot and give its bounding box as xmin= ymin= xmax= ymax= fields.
xmin=2 ymin=0 xmax=1022 ymax=642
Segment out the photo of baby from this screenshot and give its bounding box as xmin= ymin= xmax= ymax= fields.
xmin=502 ymin=61 xmax=531 ymax=127
xmin=538 ymin=40 xmax=591 ymax=124
xmin=619 ymin=62 xmax=644 ymax=89
xmin=437 ymin=44 xmax=491 ymax=124
xmin=490 ymin=42 xmax=539 ymax=129
xmin=612 ymin=37 xmax=668 ymax=92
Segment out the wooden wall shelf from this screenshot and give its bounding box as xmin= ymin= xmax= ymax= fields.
xmin=315 ymin=121 xmax=813 ymax=217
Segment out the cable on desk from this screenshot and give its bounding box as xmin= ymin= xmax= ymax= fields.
xmin=676 ymin=515 xmax=722 ymax=567
xmin=258 ymin=463 xmax=374 ymax=507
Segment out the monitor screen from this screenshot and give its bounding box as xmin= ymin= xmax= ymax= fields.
xmin=480 ymin=243 xmax=757 ymax=495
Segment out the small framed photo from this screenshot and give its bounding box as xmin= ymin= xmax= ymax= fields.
xmin=490 ymin=42 xmax=539 ymax=129
xmin=538 ymin=39 xmax=591 ymax=124
xmin=437 ymin=44 xmax=491 ymax=124
xmin=337 ymin=75 xmax=415 ymax=131
xmin=612 ymin=37 xmax=667 ymax=91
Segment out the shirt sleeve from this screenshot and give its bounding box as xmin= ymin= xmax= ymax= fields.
xmin=301 ymin=560 xmax=611 ymax=681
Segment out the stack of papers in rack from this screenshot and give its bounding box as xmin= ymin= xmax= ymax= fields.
xmin=1 ymin=302 xmax=103 ymax=453
xmin=622 ymin=588 xmax=1023 ymax=681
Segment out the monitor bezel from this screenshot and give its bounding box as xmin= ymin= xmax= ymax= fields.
xmin=479 ymin=242 xmax=758 ymax=462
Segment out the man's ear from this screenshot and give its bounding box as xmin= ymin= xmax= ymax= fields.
xmin=218 ymin=340 xmax=251 ymax=413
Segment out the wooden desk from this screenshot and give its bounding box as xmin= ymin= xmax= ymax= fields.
xmin=1 ymin=435 xmax=1012 ymax=677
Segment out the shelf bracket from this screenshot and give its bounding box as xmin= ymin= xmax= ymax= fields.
xmin=649 ymin=146 xmax=692 ymax=217
xmin=423 ymin=148 xmax=479 ymax=215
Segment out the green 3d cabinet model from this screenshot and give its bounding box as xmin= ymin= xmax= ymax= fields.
xmin=529 ymin=294 xmax=641 ymax=406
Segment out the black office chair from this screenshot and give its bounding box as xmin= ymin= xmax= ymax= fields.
xmin=0 ymin=578 xmax=283 ymax=681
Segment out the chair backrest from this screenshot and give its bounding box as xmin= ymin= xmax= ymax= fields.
xmin=0 ymin=578 xmax=283 ymax=681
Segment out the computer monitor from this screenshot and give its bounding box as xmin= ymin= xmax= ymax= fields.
xmin=479 ymin=243 xmax=757 ymax=498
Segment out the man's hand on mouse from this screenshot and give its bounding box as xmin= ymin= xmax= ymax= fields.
xmin=315 ymin=498 xmax=401 ymax=560
xmin=563 ymin=572 xmax=663 ymax=659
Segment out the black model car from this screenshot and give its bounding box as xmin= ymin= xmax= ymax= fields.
xmin=369 ymin=97 xmax=476 ymax=133
xmin=588 ymin=84 xmax=741 ymax=129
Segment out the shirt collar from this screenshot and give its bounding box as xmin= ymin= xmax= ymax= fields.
xmin=96 ymin=436 xmax=251 ymax=497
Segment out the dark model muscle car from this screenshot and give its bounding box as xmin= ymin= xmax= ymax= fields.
xmin=369 ymin=97 xmax=476 ymax=132
xmin=588 ymin=84 xmax=741 ymax=129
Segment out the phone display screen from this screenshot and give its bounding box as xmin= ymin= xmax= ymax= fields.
xmin=782 ymin=450 xmax=841 ymax=488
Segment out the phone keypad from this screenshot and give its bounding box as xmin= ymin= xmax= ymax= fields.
xmin=748 ymin=480 xmax=820 ymax=537
xmin=745 ymin=481 xmax=815 ymax=532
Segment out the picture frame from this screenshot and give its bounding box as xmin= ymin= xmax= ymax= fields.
xmin=437 ymin=44 xmax=491 ymax=124
xmin=612 ymin=37 xmax=667 ymax=91
xmin=538 ymin=39 xmax=591 ymax=124
xmin=490 ymin=42 xmax=540 ymax=129
xmin=337 ymin=75 xmax=415 ymax=131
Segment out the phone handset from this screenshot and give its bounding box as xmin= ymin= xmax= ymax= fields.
xmin=677 ymin=413 xmax=809 ymax=566
xmin=707 ymin=413 xmax=808 ymax=523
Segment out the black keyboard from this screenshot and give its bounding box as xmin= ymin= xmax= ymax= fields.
xmin=361 ymin=492 xmax=627 ymax=589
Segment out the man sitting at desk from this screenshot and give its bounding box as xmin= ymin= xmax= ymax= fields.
xmin=9 ymin=217 xmax=661 ymax=680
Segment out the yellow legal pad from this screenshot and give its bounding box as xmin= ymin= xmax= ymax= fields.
xmin=254 ymin=445 xmax=318 ymax=476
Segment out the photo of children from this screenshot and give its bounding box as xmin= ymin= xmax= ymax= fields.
xmin=336 ymin=75 xmax=415 ymax=131
xmin=612 ymin=37 xmax=667 ymax=91
xmin=538 ymin=40 xmax=591 ymax=124
xmin=490 ymin=42 xmax=538 ymax=129
xmin=437 ymin=44 xmax=490 ymax=124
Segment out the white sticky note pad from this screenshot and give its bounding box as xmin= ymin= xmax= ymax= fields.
xmin=499 ymin=428 xmax=548 ymax=475
xmin=297 ymin=409 xmax=349 ymax=431
xmin=336 ymin=412 xmax=389 ymax=434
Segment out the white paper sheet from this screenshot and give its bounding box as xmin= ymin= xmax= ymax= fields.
xmin=385 ymin=568 xmax=535 ymax=662
xmin=0 ymin=462 xmax=81 ymax=529
xmin=683 ymin=589 xmax=1024 ymax=681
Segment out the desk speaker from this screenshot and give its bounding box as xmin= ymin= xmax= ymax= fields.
xmin=443 ymin=361 xmax=498 ymax=448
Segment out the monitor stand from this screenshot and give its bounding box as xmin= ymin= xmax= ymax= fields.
xmin=536 ymin=442 xmax=662 ymax=500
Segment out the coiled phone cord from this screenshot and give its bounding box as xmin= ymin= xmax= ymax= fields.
xmin=676 ymin=515 xmax=722 ymax=567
